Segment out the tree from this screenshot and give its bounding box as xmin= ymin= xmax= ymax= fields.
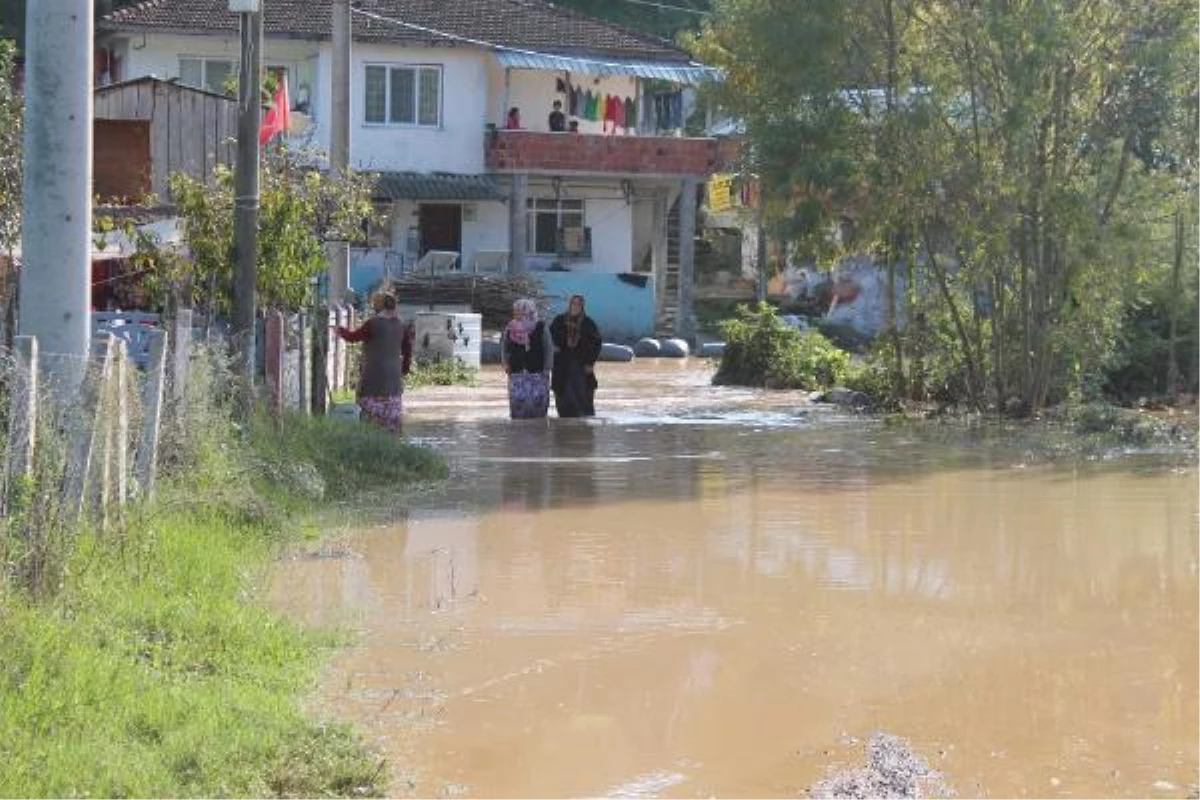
xmin=0 ymin=39 xmax=22 ymax=345
xmin=109 ymin=149 xmax=378 ymax=318
xmin=693 ymin=0 xmax=1198 ymax=410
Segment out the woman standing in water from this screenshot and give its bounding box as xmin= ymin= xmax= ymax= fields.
xmin=501 ymin=298 xmax=554 ymax=419
xmin=549 ymin=294 xmax=602 ymax=417
xmin=336 ymin=292 xmax=414 ymax=432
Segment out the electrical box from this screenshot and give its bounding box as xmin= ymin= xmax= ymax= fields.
xmin=228 ymin=0 xmax=261 ymax=12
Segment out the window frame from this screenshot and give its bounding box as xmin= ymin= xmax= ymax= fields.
xmin=178 ymin=56 xmax=236 ymax=94
xmin=526 ymin=198 xmax=585 ymax=256
xmin=363 ymin=63 xmax=443 ymax=128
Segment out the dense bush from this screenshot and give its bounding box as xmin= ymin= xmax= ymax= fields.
xmin=713 ymin=302 xmax=850 ymax=390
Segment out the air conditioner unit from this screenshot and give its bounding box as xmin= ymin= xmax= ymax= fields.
xmin=562 ymin=227 xmax=585 ymax=254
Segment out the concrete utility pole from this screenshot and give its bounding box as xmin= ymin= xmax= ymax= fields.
xmin=20 ymin=0 xmax=94 ymax=394
xmin=233 ymin=4 xmax=263 ymax=416
xmin=327 ymin=0 xmax=352 ymax=302
xmin=675 ymin=176 xmax=698 ymax=343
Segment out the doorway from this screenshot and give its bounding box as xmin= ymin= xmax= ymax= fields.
xmin=418 ymin=204 xmax=463 ymax=256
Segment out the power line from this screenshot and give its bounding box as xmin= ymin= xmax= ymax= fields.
xmin=351 ymin=6 xmax=717 ymax=74
xmin=604 ymin=0 xmax=710 ymax=16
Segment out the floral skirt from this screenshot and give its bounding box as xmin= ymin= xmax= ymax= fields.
xmin=508 ymin=372 xmax=550 ymax=419
xmin=358 ymin=394 xmax=404 ymax=433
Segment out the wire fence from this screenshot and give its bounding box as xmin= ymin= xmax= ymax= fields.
xmin=0 ymin=305 xmax=362 ymax=595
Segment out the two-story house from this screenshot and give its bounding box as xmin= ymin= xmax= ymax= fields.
xmin=97 ymin=0 xmax=728 ymax=340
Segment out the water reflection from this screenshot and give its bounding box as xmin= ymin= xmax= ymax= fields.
xmin=270 ymin=365 xmax=1198 ymax=799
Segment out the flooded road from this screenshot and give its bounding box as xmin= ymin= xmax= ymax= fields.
xmin=270 ymin=362 xmax=1198 ymax=799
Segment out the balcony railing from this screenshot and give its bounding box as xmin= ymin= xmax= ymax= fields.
xmin=485 ymin=129 xmax=725 ymax=177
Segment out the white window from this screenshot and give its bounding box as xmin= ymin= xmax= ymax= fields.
xmin=527 ymin=198 xmax=585 ymax=256
xmin=364 ymin=64 xmax=442 ymax=126
xmin=178 ymin=57 xmax=235 ymax=94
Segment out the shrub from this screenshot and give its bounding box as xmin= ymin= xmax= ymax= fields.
xmin=713 ymin=302 xmax=850 ymax=390
xmin=406 ymin=355 xmax=479 ymax=388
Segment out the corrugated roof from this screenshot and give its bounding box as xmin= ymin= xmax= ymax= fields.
xmin=375 ymin=172 xmax=506 ymax=201
xmin=101 ymin=0 xmax=691 ymax=63
xmin=493 ymin=51 xmax=717 ymax=84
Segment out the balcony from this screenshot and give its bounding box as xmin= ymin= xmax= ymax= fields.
xmin=485 ymin=130 xmax=726 ymax=178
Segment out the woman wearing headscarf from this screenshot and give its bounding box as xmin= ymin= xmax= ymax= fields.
xmin=549 ymin=294 xmax=602 ymax=417
xmin=336 ymin=292 xmax=414 ymax=433
xmin=501 ymin=297 xmax=553 ymax=419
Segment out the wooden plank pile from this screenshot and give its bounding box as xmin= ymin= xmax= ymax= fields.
xmin=376 ymin=273 xmax=548 ymax=328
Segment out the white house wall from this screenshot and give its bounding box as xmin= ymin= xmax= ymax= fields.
xmin=524 ymin=183 xmax=633 ymax=273
xmin=314 ymin=43 xmax=490 ymax=174
xmin=114 ymin=33 xmax=321 ymax=115
xmin=114 ymin=34 xmax=491 ymax=174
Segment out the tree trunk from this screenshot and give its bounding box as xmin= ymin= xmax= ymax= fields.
xmin=924 ymin=229 xmax=983 ymax=410
xmin=1168 ymin=205 xmax=1184 ymax=401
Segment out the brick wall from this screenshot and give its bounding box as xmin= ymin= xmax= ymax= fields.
xmin=486 ymin=131 xmax=728 ymax=177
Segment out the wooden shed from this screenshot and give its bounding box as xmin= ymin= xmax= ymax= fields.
xmin=94 ymin=77 xmax=237 ymax=202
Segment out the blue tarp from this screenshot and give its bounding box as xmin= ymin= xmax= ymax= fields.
xmin=494 ymin=51 xmax=718 ymax=84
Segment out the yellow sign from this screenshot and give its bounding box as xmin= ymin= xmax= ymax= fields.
xmin=708 ymin=174 xmax=734 ymax=212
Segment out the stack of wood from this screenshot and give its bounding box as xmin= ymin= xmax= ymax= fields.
xmin=375 ymin=273 xmax=549 ymax=328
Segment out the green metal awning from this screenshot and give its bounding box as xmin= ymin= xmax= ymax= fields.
xmin=494 ymin=51 xmax=719 ymax=84
xmin=374 ymin=172 xmax=506 ymax=202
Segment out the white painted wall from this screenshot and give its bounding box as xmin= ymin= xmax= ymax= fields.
xmin=313 ymin=43 xmax=490 ymax=173
xmin=111 ymin=33 xmax=491 ymax=173
xmin=523 ymin=183 xmax=632 ymax=273
xmin=113 ymin=33 xmax=320 ymax=115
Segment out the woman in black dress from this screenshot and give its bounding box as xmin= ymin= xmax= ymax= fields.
xmin=549 ymin=294 xmax=602 ymax=417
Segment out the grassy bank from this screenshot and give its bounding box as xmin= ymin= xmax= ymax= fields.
xmin=0 ymin=355 xmax=447 ymax=797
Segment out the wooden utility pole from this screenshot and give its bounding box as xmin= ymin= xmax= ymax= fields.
xmin=232 ymin=2 xmax=263 ymax=418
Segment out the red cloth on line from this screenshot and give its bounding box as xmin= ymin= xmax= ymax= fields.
xmin=259 ymin=75 xmax=291 ymax=146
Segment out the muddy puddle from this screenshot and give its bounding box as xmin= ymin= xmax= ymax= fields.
xmin=270 ymin=362 xmax=1199 ymax=799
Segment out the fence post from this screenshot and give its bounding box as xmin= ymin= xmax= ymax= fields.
xmin=171 ymin=308 xmax=193 ymax=407
xmin=3 ymin=335 xmax=38 ymax=514
xmin=65 ymin=332 xmax=114 ymax=521
xmin=297 ymin=311 xmax=311 ymax=415
xmin=135 ymin=328 xmax=167 ymax=501
xmin=95 ymin=337 xmax=128 ymax=529
xmin=114 ymin=336 xmax=128 ymax=509
xmin=265 ymin=310 xmax=285 ymax=416
xmin=334 ymin=304 xmax=348 ymax=391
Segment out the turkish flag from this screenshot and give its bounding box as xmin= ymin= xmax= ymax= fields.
xmin=259 ymin=74 xmax=290 ymax=147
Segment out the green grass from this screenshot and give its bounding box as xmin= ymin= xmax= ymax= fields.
xmin=0 ymin=407 xmax=447 ymax=798
xmin=405 ymin=357 xmax=479 ymax=389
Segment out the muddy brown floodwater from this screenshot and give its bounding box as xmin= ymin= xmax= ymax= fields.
xmin=269 ymin=361 xmax=1199 ymax=799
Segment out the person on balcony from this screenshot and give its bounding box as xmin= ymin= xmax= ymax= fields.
xmin=505 ymin=106 xmax=522 ymax=129
xmin=336 ymin=292 xmax=414 ymax=433
xmin=502 ymin=298 xmax=554 ymax=419
xmin=550 ymin=294 xmax=602 ymax=418
xmin=548 ymin=100 xmax=566 ymax=132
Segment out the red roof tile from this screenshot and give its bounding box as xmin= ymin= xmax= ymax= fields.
xmin=101 ymin=0 xmax=691 ymax=62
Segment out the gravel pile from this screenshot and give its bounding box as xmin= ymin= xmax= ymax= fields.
xmin=809 ymin=733 xmax=953 ymax=799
